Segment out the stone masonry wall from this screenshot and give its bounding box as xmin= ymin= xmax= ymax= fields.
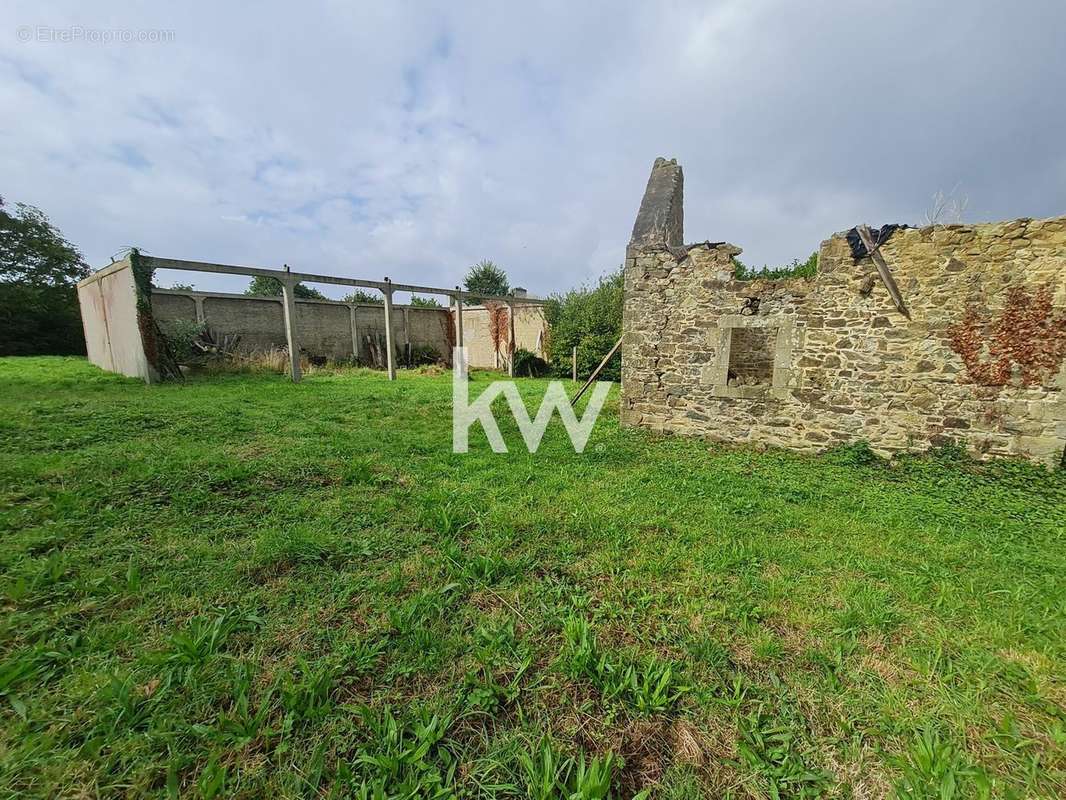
xmin=622 ymin=159 xmax=1066 ymax=466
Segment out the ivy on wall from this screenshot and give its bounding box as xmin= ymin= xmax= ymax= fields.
xmin=129 ymin=248 xmax=183 ymax=380
xmin=484 ymin=301 xmax=510 ymax=364
xmin=948 ymin=283 xmax=1066 ymax=387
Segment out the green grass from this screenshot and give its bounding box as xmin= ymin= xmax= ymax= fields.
xmin=0 ymin=356 xmax=1064 ymax=799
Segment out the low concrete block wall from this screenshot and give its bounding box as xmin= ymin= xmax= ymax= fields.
xmin=151 ymin=289 xmax=547 ymax=369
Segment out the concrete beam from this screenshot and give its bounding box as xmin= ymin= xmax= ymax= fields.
xmin=142 ymin=256 xmax=547 ymax=306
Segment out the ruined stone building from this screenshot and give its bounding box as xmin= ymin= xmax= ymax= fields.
xmin=621 ymin=158 xmax=1066 ymax=466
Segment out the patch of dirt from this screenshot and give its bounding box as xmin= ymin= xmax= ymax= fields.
xmin=822 ymin=745 xmax=892 ymax=800
xmin=570 ymin=715 xmax=744 ymax=798
xmin=225 ymin=442 xmax=275 ymax=460
xmin=611 ymin=717 xmax=672 ymax=795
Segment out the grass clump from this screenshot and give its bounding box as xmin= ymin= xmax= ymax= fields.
xmin=563 ymin=616 xmax=688 ymax=715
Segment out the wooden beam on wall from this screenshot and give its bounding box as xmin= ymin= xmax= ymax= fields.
xmin=855 ymin=224 xmax=911 ymax=319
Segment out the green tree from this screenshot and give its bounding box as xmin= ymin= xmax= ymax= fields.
xmin=0 ymin=197 xmax=90 ymax=355
xmin=245 ymin=275 xmax=326 ymax=299
xmin=409 ymin=295 xmax=441 ymax=308
xmin=463 ymin=260 xmax=509 ymax=299
xmin=343 ymin=289 xmax=383 ymax=305
xmin=543 ymin=269 xmax=623 ymax=382
xmin=732 ymin=251 xmax=818 ymax=281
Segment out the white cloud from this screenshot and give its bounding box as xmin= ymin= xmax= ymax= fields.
xmin=1 ymin=0 xmax=1064 ymax=299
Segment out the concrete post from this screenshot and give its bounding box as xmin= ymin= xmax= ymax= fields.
xmin=507 ymin=299 xmax=516 ymax=377
xmin=280 ymin=275 xmax=301 ymax=382
xmin=193 ymin=295 xmax=206 ymax=325
xmin=454 ymin=288 xmax=464 ymax=350
xmin=349 ymin=304 xmax=359 ymax=364
xmin=382 ymin=279 xmax=396 ymax=380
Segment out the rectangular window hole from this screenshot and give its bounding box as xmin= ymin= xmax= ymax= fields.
xmin=728 ymin=327 xmax=776 ymax=386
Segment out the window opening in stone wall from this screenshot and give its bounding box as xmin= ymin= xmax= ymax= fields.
xmin=727 ymin=327 xmax=776 ymax=387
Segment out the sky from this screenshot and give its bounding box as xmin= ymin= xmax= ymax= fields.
xmin=2 ymin=1 xmax=1065 ymax=301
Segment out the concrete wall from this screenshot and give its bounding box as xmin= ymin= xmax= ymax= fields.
xmin=622 ymin=159 xmax=1066 ymax=466
xmin=459 ymin=304 xmax=548 ymax=369
xmin=77 ymin=258 xmax=156 ymax=381
xmin=151 ymin=289 xmax=548 ymax=369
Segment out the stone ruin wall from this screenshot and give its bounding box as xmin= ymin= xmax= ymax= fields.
xmin=621 ymin=158 xmax=1066 ymax=466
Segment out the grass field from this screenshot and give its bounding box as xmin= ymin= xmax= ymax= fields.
xmin=0 ymin=357 xmax=1063 ymax=799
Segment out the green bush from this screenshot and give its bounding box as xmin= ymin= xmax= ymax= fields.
xmin=245 ymin=275 xmax=325 ymax=299
xmin=159 ymin=319 xmax=205 ymax=364
xmin=409 ymin=295 xmax=441 ymax=308
xmin=733 ymin=251 xmax=818 ymax=281
xmin=544 ymin=270 xmax=622 ymax=382
xmin=512 ymin=347 xmax=549 ymax=377
xmin=408 ymin=344 xmax=443 ymax=366
xmin=343 ymin=290 xmax=383 ymax=305
xmin=0 ymin=283 xmax=86 ymax=356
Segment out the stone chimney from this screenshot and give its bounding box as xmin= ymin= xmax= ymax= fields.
xmin=629 ymin=157 xmax=684 ymax=249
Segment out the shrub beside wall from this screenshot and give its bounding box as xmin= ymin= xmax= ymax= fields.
xmin=544 ymin=271 xmax=623 ymax=381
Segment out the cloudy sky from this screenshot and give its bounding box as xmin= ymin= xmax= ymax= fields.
xmin=2 ymin=1 xmax=1064 ymax=300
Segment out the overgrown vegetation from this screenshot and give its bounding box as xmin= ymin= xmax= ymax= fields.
xmin=544 ymin=270 xmax=622 ymax=381
xmin=246 ymin=275 xmax=326 ymax=299
xmin=732 ymin=252 xmax=818 ymax=281
xmin=0 ymin=196 xmax=89 ymax=356
xmin=343 ymin=290 xmax=383 ymax=305
xmin=947 ymin=283 xmax=1066 ymax=388
xmin=158 ymin=318 xmax=207 ymax=363
xmin=410 ymin=295 xmax=442 ymax=308
xmin=513 ymin=347 xmax=550 ymax=377
xmin=1 ymin=357 xmax=1063 ymax=798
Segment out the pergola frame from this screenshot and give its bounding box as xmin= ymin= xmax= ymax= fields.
xmin=144 ymin=256 xmax=546 ymax=382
